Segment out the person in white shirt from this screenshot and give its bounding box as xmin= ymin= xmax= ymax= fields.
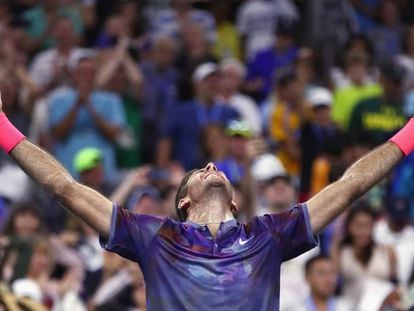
xmin=218 ymin=58 xmax=262 ymax=135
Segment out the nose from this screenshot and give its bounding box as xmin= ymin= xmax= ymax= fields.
xmin=205 ymin=162 xmax=217 ymax=172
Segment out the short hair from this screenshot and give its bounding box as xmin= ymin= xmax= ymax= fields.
xmin=174 ymin=169 xmax=198 ymax=221
xmin=304 ymin=254 xmax=331 ymax=275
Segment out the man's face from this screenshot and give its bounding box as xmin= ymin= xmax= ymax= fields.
xmin=306 ymin=259 xmax=337 ymax=299
xmin=196 ymin=73 xmax=220 ymax=100
xmin=185 ymin=163 xmax=233 ymax=204
xmin=263 ymin=177 xmax=295 ymax=212
xmin=53 ymin=18 xmax=75 ymax=44
xmin=73 ymin=59 xmax=96 ymax=91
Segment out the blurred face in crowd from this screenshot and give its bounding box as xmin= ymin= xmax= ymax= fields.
xmin=306 ymin=258 xmax=337 ymax=299
xmin=196 ymin=72 xmax=220 ymax=102
xmin=379 ymin=73 xmax=402 ymax=100
xmin=378 ymin=0 xmax=400 ymax=27
xmin=262 ymin=177 xmax=295 ymax=212
xmin=312 ymin=105 xmax=332 ymax=127
xmin=13 ymin=210 xmax=40 ymax=238
xmin=228 ymin=135 xmax=248 ymax=161
xmin=152 ymin=36 xmax=177 ymax=69
xmin=80 ymin=165 xmax=104 ymax=190
xmin=347 ymin=210 xmax=374 ymax=249
xmin=73 ymin=58 xmax=96 ymax=91
xmin=172 ymin=0 xmax=192 ymax=10
xmin=182 ymin=24 xmax=209 ymax=58
xmin=28 ymin=240 xmax=52 ymax=277
xmin=53 ymin=17 xmax=75 ymax=47
xmin=346 ymin=60 xmax=368 ymax=86
xmin=278 ymin=79 xmax=303 ymax=105
xmin=219 ymin=64 xmax=244 ymax=96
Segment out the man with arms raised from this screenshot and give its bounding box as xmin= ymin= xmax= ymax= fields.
xmin=0 ymin=92 xmax=413 ymax=310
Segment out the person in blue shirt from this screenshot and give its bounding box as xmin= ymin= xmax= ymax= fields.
xmin=158 ymin=62 xmax=240 ymax=170
xmin=48 ymin=56 xmax=127 ymax=181
xmin=1 ymin=90 xmax=413 ymax=310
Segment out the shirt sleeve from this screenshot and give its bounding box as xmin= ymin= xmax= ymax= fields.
xmin=259 ymin=204 xmax=318 ymax=261
xmin=100 ymin=204 xmax=165 ymax=264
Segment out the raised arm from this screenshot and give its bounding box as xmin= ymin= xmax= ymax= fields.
xmin=0 ymin=94 xmax=113 ymax=238
xmin=307 ymin=119 xmax=414 ymax=234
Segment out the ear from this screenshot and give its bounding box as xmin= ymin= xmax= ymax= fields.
xmin=230 ymin=200 xmax=238 ymax=213
xmin=178 ymin=198 xmax=191 ymax=211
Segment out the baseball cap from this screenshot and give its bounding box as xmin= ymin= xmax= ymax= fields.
xmin=308 ymin=87 xmax=333 ymax=108
xmin=251 ymin=153 xmax=288 ymax=182
xmin=192 ymin=62 xmax=219 ymax=83
xmin=73 ymin=147 xmax=103 ymax=173
xmin=225 ymin=119 xmax=252 ymax=138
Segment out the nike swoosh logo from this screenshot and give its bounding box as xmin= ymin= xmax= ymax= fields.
xmin=239 ymin=237 xmax=252 ymax=245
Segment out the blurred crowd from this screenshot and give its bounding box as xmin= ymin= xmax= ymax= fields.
xmin=1 ymin=0 xmax=414 ymax=310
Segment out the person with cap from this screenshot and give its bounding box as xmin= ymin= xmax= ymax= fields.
xmin=300 ymin=87 xmax=343 ymax=201
xmin=48 ymin=55 xmax=127 ymax=181
xmin=349 ymin=60 xmax=407 ymax=146
xmin=157 ymin=62 xmax=240 ymax=170
xmin=374 ymin=195 xmax=414 ymax=286
xmin=73 ymin=147 xmax=114 ymax=196
xmin=217 ymin=58 xmax=262 ymax=136
xmin=4 ymin=86 xmax=414 ymax=310
xmin=251 ymin=153 xmax=296 ymax=216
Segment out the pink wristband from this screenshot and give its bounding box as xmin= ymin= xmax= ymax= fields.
xmin=0 ymin=112 xmax=25 ymax=153
xmin=389 ymin=117 xmax=414 ymax=156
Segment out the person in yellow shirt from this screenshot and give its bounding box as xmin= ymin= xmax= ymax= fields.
xmin=269 ymin=69 xmax=310 ymax=178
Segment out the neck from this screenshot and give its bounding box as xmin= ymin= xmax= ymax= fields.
xmin=197 ymin=95 xmax=214 ymax=106
xmin=311 ymin=294 xmax=329 ymax=311
xmin=187 ymin=195 xmax=234 ymax=236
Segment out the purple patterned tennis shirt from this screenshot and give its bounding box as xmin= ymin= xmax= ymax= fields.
xmin=101 ymin=203 xmax=318 ymax=310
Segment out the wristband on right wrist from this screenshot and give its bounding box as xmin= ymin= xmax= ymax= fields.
xmin=389 ymin=118 xmax=414 ymax=156
xmin=0 ymin=112 xmax=25 ymax=153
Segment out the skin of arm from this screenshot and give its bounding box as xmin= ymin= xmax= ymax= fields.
xmin=307 ymin=142 xmax=403 ymax=234
xmin=9 ymin=140 xmax=113 ymax=238
xmin=85 ymin=103 xmax=122 ymax=141
xmin=51 ymin=99 xmax=82 ymax=140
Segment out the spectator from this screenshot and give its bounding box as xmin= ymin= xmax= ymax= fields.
xmin=367 ymin=0 xmax=405 ymax=64
xmin=236 ymin=0 xmax=298 ymax=59
xmin=268 ymin=69 xmax=309 ymax=179
xmin=1 ymin=203 xmax=42 ymax=283
xmin=349 ymin=60 xmax=407 ymax=146
xmin=95 ymin=38 xmax=144 ymax=168
xmin=251 ymin=153 xmax=296 ymax=215
xmin=245 ymin=20 xmax=299 ymax=102
xmin=307 ymin=0 xmax=359 ymax=81
xmin=215 ymin=120 xmax=266 ymax=186
xmin=176 ymin=22 xmax=217 ymax=101
xmin=331 ymin=203 xmax=398 ymax=305
xmin=218 ymin=58 xmax=262 ymax=135
xmin=48 ymin=55 xmax=127 ymax=181
xmin=22 ymin=0 xmax=83 ymax=53
xmin=151 ymin=0 xmax=216 ymax=44
xmin=211 ymin=2 xmax=241 ymax=60
xmin=140 ymin=34 xmax=180 ymax=163
xmin=29 ymin=16 xmax=92 ymax=94
xmin=332 ymin=52 xmax=382 ymax=130
xmin=373 ymin=193 xmax=414 ymax=286
xmin=349 ymin=0 xmax=381 ymax=32
xmin=300 ymin=87 xmax=343 ymax=201
xmin=157 ymin=62 xmax=240 ymax=170
xmin=395 ymin=24 xmax=414 ymax=90
xmin=286 ymin=255 xmax=351 ymax=311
